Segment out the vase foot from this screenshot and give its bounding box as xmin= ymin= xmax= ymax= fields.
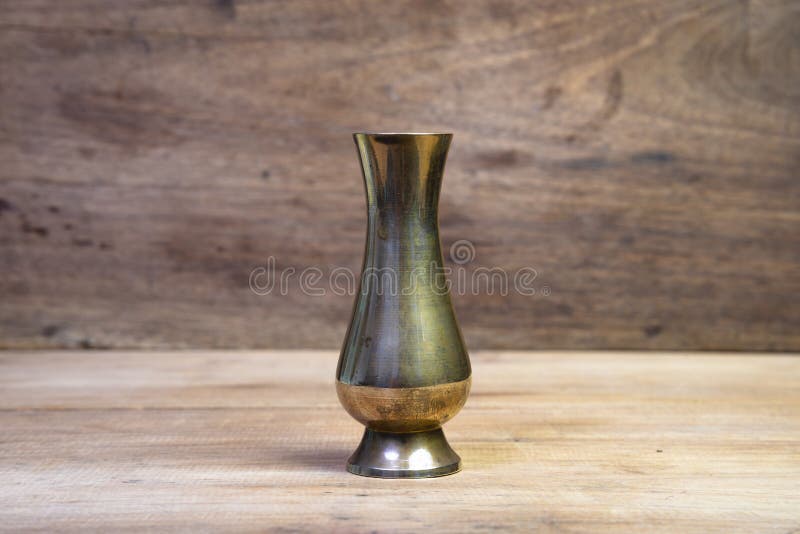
xmin=346 ymin=427 xmax=461 ymax=478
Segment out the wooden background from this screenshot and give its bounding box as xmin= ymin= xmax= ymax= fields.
xmin=1 ymin=0 xmax=798 ymax=350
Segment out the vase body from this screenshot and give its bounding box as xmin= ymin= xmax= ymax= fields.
xmin=336 ymin=133 xmax=471 ymax=478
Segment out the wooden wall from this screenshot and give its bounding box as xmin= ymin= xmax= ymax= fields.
xmin=1 ymin=0 xmax=799 ymax=350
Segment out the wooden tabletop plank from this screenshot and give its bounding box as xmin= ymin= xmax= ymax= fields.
xmin=1 ymin=351 xmax=798 ymax=532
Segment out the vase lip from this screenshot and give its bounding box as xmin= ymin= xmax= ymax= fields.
xmin=354 ymin=132 xmax=452 ymax=137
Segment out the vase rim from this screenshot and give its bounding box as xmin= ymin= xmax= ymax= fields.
xmin=354 ymin=132 xmax=452 ymax=136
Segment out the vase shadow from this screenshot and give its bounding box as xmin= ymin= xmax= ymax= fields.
xmin=277 ymin=446 xmax=353 ymax=473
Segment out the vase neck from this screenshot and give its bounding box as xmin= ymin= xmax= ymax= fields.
xmin=354 ymin=133 xmax=451 ymax=224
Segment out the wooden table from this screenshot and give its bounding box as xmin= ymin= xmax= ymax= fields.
xmin=1 ymin=351 xmax=798 ymax=532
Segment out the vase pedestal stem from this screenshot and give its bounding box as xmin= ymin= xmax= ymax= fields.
xmin=346 ymin=428 xmax=461 ymax=479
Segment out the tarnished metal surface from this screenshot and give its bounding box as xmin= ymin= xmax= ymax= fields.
xmin=337 ymin=133 xmax=471 ymax=478
xmin=336 ymin=377 xmax=471 ymax=432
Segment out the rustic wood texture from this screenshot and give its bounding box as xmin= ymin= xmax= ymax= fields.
xmin=1 ymin=1 xmax=799 ymax=350
xmin=0 ymin=350 xmax=798 ymax=532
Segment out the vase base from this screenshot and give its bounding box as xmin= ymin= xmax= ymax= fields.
xmin=346 ymin=427 xmax=461 ymax=478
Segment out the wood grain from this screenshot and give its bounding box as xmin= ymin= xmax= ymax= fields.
xmin=1 ymin=1 xmax=799 ymax=350
xmin=0 ymin=350 xmax=798 ymax=532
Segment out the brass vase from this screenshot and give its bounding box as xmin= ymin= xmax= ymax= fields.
xmin=336 ymin=133 xmax=471 ymax=478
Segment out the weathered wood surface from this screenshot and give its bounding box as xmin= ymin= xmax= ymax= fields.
xmin=0 ymin=350 xmax=798 ymax=532
xmin=1 ymin=1 xmax=799 ymax=350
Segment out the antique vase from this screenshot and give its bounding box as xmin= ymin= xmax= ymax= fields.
xmin=336 ymin=132 xmax=471 ymax=478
